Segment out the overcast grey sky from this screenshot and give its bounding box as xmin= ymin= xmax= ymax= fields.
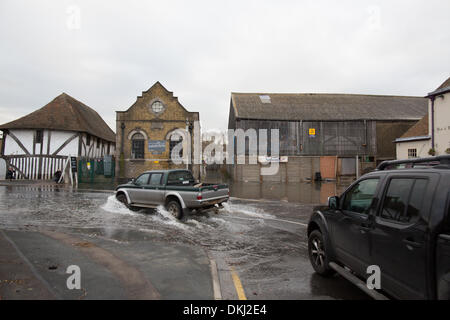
xmin=0 ymin=0 xmax=449 ymax=132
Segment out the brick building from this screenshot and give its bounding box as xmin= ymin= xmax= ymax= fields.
xmin=116 ymin=82 xmax=200 ymax=180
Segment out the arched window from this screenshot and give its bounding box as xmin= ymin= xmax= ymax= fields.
xmin=131 ymin=133 xmax=145 ymax=159
xmin=169 ymin=133 xmax=183 ymax=161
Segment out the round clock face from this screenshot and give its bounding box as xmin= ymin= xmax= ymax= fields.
xmin=151 ymin=101 xmax=165 ymax=114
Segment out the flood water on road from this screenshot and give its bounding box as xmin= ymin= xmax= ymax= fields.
xmin=78 ymin=180 xmax=350 ymax=205
xmin=229 ymin=181 xmax=349 ymax=204
xmin=0 ymin=185 xmax=305 ymax=258
xmin=0 ymin=184 xmax=366 ymax=299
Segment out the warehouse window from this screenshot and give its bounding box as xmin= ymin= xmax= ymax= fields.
xmin=131 ymin=133 xmax=145 ymax=159
xmin=408 ymin=148 xmax=417 ymax=158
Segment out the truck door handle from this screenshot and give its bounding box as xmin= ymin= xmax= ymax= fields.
xmin=403 ymin=238 xmax=422 ymax=248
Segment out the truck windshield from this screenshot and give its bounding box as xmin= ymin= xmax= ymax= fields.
xmin=167 ymin=171 xmax=195 ymax=186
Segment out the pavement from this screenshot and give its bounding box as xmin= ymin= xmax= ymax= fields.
xmin=0 ymin=229 xmax=215 ymax=300
xmin=0 ymin=184 xmax=368 ymax=300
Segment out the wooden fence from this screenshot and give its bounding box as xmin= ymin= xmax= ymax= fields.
xmin=2 ymin=155 xmax=67 ymax=180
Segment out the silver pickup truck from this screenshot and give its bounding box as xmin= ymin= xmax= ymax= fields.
xmin=115 ymin=169 xmax=229 ymax=219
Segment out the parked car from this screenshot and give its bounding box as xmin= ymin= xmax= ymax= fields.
xmin=307 ymin=155 xmax=450 ymax=300
xmin=115 ymin=169 xmax=229 ymax=219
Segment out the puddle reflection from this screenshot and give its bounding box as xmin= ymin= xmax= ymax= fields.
xmin=229 ymin=181 xmax=349 ymax=204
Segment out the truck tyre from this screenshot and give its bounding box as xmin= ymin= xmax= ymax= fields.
xmin=116 ymin=193 xmax=139 ymax=212
xmin=166 ymin=200 xmax=183 ymax=219
xmin=308 ymin=230 xmax=335 ymax=277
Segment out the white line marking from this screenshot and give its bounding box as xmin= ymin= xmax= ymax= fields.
xmin=210 ymin=259 xmax=222 ymax=300
xmin=0 ymin=230 xmax=62 ymax=299
xmin=267 ymin=217 xmax=308 ymax=227
xmin=225 ymin=215 xmax=308 ymax=227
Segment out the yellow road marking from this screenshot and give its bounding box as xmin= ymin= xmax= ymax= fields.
xmin=230 ymin=266 xmax=247 ymax=300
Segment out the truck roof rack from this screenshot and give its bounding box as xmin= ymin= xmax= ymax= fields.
xmin=376 ymin=155 xmax=450 ymax=171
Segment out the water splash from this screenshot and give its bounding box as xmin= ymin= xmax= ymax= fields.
xmin=99 ymin=196 xmax=269 ymax=232
xmin=185 ymin=219 xmax=207 ymax=229
xmin=207 ymin=216 xmax=252 ymax=232
xmin=101 ymin=195 xmax=138 ymax=216
xmin=155 ymin=205 xmax=190 ymax=230
xmin=222 ymin=202 xmax=275 ymax=219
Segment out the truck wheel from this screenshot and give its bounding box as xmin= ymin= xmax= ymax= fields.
xmin=116 ymin=193 xmax=128 ymax=206
xmin=116 ymin=193 xmax=139 ymax=212
xmin=166 ymin=200 xmax=183 ymax=219
xmin=308 ymin=230 xmax=335 ymax=277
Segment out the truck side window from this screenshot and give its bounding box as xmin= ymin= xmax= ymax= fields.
xmin=149 ymin=173 xmax=163 ymax=185
xmin=134 ymin=173 xmax=150 ymax=185
xmin=342 ymin=178 xmax=379 ymax=215
xmin=167 ymin=171 xmax=194 ymax=185
xmin=380 ymin=178 xmax=427 ymax=223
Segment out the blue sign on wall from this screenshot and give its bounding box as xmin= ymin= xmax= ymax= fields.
xmin=148 ymin=140 xmax=166 ymax=153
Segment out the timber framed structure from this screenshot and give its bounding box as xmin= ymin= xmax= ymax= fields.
xmin=0 ymin=93 xmax=116 ymax=180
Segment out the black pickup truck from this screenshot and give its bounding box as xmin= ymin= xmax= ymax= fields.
xmin=307 ymin=155 xmax=450 ymax=300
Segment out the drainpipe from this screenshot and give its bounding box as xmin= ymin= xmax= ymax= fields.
xmin=431 ymin=96 xmax=435 ymax=150
xmin=119 ymin=122 xmax=125 ymax=179
xmin=120 ymin=122 xmax=125 ymax=155
xmin=363 ymin=120 xmax=368 ymax=160
xmin=185 ymin=118 xmax=189 ymax=170
xmin=364 ymin=120 xmax=368 ymax=147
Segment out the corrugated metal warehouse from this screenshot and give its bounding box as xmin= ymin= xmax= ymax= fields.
xmin=228 ymin=93 xmax=428 ymax=182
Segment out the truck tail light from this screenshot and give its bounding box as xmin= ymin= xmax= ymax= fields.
xmin=197 ymin=194 xmax=202 ymax=200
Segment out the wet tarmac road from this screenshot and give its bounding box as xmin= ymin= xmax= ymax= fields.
xmin=0 ymin=185 xmax=368 ymax=300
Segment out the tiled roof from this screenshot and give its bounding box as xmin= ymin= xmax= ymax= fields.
xmin=400 ymin=114 xmax=429 ymax=139
xmin=0 ymin=93 xmax=115 ymax=142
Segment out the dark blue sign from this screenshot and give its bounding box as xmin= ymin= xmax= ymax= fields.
xmin=148 ymin=140 xmax=166 ymax=153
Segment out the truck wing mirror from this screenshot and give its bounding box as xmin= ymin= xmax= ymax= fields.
xmin=328 ymin=196 xmax=339 ymax=209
